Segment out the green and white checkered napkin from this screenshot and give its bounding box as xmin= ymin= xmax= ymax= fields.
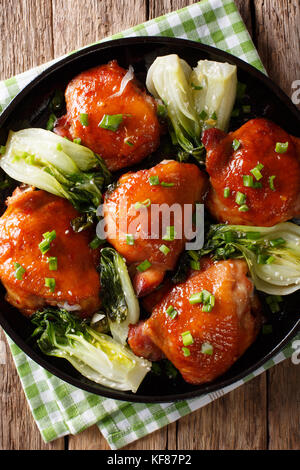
xmin=1 ymin=0 xmax=299 ymax=450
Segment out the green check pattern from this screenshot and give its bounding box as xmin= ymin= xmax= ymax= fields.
xmin=0 ymin=0 xmax=298 ymax=449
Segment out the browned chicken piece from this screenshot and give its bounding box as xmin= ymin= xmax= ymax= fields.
xmin=54 ymin=60 xmax=161 ymax=172
xmin=128 ymin=259 xmax=261 ymax=385
xmin=103 ymin=160 xmax=207 ymax=297
xmin=0 ymin=187 xmax=101 ymax=317
xmin=203 ymin=118 xmax=300 ymax=226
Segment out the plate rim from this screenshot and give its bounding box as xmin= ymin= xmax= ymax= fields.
xmin=0 ymin=35 xmax=299 ymax=403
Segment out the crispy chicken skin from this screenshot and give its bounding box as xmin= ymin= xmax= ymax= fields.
xmin=103 ymin=160 xmax=207 ymax=297
xmin=128 ymin=259 xmax=261 ymax=384
xmin=54 ymin=60 xmax=161 ymax=172
xmin=203 ymin=118 xmax=300 ymax=226
xmin=0 ymin=187 xmax=101 ymax=316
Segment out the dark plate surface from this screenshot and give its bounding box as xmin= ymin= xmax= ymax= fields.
xmin=0 ymin=37 xmax=299 ymax=403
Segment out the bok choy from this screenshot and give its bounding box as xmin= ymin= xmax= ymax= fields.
xmin=99 ymin=247 xmax=140 ymax=345
xmin=146 ymin=55 xmax=237 ymax=160
xmin=31 ymin=308 xmax=151 ymax=393
xmin=0 ymin=128 xmax=111 ymax=214
xmin=200 ymin=222 xmax=300 ymax=295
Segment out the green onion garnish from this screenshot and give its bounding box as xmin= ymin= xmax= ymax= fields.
xmin=159 ymin=244 xmax=170 ymax=255
xmin=45 ymin=277 xmax=56 ymax=292
xmin=14 ymin=262 xmax=25 ymax=280
xmin=250 ymin=163 xmax=264 ymax=181
xmin=190 ymin=260 xmax=201 ymax=270
xmin=189 ymin=292 xmax=203 ymax=304
xmin=232 ymin=139 xmax=241 ymax=151
xmin=79 ymin=113 xmax=89 ymax=126
xmin=149 ymin=175 xmax=160 ymax=186
xmin=134 ymin=199 xmax=151 ymax=210
xmin=160 ymin=181 xmax=175 ymax=187
xmin=238 ymin=204 xmax=249 ymax=212
xmin=235 ymin=191 xmax=246 ymax=205
xmin=269 ymin=237 xmax=286 ymax=247
xmin=202 ymin=304 xmax=213 ymax=312
xmin=181 ymin=331 xmax=194 ymax=346
xmin=201 ymin=342 xmax=213 ymax=355
xmin=243 ymin=175 xmax=254 ymax=187
xmin=43 ymin=230 xmax=56 ymax=243
xmin=99 ymin=114 xmax=123 ymax=131
xmin=269 ymin=175 xmax=276 ymax=191
xmin=162 ymin=226 xmax=176 ymax=241
xmin=126 ymin=234 xmax=135 ymax=246
xmin=39 ymin=239 xmax=51 ymax=255
xmin=224 ymin=187 xmax=230 ymax=198
xmin=199 ymin=110 xmax=208 ymax=120
xmin=73 ymin=138 xmax=81 ymax=145
xmin=136 ymin=259 xmax=152 ymax=272
xmin=166 ymin=305 xmax=177 ymax=319
xmin=48 ymin=257 xmax=58 ymax=271
xmin=182 ymin=347 xmax=191 ymax=357
xmin=275 ymin=142 xmax=288 ymax=153
xmin=125 ymin=140 xmax=134 ymax=146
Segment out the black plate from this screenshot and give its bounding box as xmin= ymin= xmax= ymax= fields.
xmin=0 ymin=37 xmax=299 ymax=403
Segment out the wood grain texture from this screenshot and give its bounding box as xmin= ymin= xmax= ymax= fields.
xmin=0 ymin=0 xmax=299 ymax=451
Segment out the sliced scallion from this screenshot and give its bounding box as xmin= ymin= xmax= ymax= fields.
xmin=99 ymin=114 xmax=123 ymax=131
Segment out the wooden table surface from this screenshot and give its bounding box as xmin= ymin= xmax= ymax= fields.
xmin=0 ymin=0 xmax=299 ymax=451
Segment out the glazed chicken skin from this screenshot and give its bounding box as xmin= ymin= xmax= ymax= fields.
xmin=103 ymin=160 xmax=207 ymax=297
xmin=128 ymin=259 xmax=260 ymax=385
xmin=54 ymin=60 xmax=161 ymax=172
xmin=203 ymin=118 xmax=300 ymax=226
xmin=0 ymin=187 xmax=101 ymax=316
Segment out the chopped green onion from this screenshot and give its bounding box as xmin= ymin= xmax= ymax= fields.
xmin=125 ymin=140 xmax=134 ymax=146
xmin=181 ymin=331 xmax=194 ymax=346
xmin=79 ymin=113 xmax=89 ymax=126
xmin=159 ymin=244 xmax=170 ymax=255
xmin=269 ymin=237 xmax=286 ymax=247
xmin=160 ymin=181 xmax=175 ymax=187
xmin=202 ymin=304 xmax=213 ymax=312
xmin=134 ymin=199 xmax=151 ymax=210
xmin=162 ymin=226 xmax=176 ymax=241
xmin=201 ymin=290 xmax=212 ymax=304
xmin=275 ymin=142 xmax=288 ymax=153
xmin=232 ymin=139 xmax=241 ymax=151
xmin=14 ymin=262 xmax=25 ymax=280
xmin=126 ymin=234 xmax=135 ymax=246
xmin=243 ymin=175 xmax=254 ymax=187
xmin=224 ymin=187 xmax=230 ymax=198
xmin=166 ymin=305 xmax=177 ymax=319
xmin=189 ymin=292 xmax=203 ymax=304
xmin=190 ymin=260 xmax=201 ymax=270
xmin=89 ymin=236 xmax=105 ymax=249
xmin=191 ymin=82 xmax=203 ymax=90
xmin=46 ymin=113 xmax=56 ymax=131
xmin=149 ymin=175 xmax=160 ymax=186
xmin=250 ymin=164 xmax=264 ymax=181
xmin=235 ymin=191 xmax=246 ymax=205
xmin=199 ymin=110 xmax=208 ymax=120
xmin=48 ymin=256 xmax=58 ymax=271
xmin=39 ymin=239 xmax=51 ymax=255
xmin=201 ymin=342 xmax=213 ymax=355
xmin=182 ymin=347 xmax=191 ymax=357
xmin=45 ymin=277 xmax=56 ymax=292
xmin=238 ymin=204 xmax=249 ymax=212
xmin=0 ymin=145 xmax=6 ymax=154
xmin=269 ymin=175 xmax=276 ymax=191
xmin=99 ymin=114 xmax=123 ymax=131
xmin=136 ymin=259 xmax=152 ymax=272
xmin=73 ymin=138 xmax=81 ymax=145
xmin=43 ymin=230 xmax=56 ymax=243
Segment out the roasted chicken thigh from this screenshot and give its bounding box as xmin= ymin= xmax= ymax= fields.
xmin=54 ymin=60 xmax=161 ymax=172
xmin=128 ymin=259 xmax=260 ymax=384
xmin=103 ymin=160 xmax=207 ymax=297
xmin=0 ymin=187 xmax=101 ymax=316
xmin=203 ymin=118 xmax=300 ymax=226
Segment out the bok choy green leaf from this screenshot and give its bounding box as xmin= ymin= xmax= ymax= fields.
xmin=0 ymin=128 xmax=111 ymax=214
xmin=99 ymin=247 xmax=140 ymax=345
xmin=199 ymin=222 xmax=300 ymax=295
xmin=31 ymin=308 xmax=151 ymax=393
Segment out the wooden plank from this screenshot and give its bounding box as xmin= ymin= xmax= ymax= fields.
xmin=0 ymin=0 xmax=53 ymax=79
xmin=176 ymin=375 xmax=267 ymax=450
xmin=0 ymin=332 xmax=64 ymax=449
xmin=253 ymin=0 xmax=300 ymax=102
xmin=51 ymin=0 xmax=147 ymax=57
